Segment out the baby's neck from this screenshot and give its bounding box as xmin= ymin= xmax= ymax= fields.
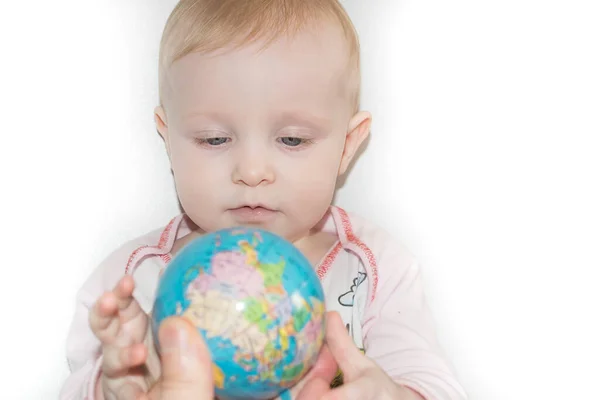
xmin=293 ymin=230 xmax=339 ymax=267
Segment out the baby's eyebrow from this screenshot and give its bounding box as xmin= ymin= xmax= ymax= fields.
xmin=182 ymin=110 xmax=332 ymax=131
xmin=182 ymin=110 xmax=229 ymax=122
xmin=277 ymin=111 xmax=331 ymax=131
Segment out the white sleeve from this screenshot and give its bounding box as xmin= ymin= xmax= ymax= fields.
xmin=361 ymin=244 xmax=467 ymax=400
xmin=59 ymin=289 xmax=105 ymax=400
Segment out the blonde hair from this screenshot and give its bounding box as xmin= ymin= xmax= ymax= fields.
xmin=158 ymin=0 xmax=361 ymax=112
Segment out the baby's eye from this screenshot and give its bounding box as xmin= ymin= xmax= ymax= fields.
xmin=195 ymin=137 xmax=230 ymax=146
xmin=279 ymin=137 xmax=304 ymax=147
xmin=206 ymin=137 xmax=229 ymax=146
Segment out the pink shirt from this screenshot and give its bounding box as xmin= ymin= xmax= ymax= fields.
xmin=59 ymin=206 xmax=466 ymax=399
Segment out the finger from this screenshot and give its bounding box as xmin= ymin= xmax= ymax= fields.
xmin=296 ymin=344 xmax=338 ymax=399
xmin=291 ymin=343 xmax=336 ymax=399
xmin=102 ymin=343 xmax=147 ymax=378
xmin=114 ymin=275 xmax=135 ymax=302
xmin=155 ymin=317 xmax=214 ymax=400
xmin=311 ymin=343 xmax=338 ymax=380
xmin=114 ymin=275 xmax=144 ymax=322
xmin=321 ymin=375 xmax=373 ymax=400
xmin=116 ymin=381 xmax=145 ymax=400
xmin=325 ymin=312 xmax=370 ymax=381
xmin=89 ymin=292 xmax=120 ymax=343
xmin=142 ymin=327 xmax=162 ymax=382
xmin=296 ymin=377 xmax=331 ymax=400
xmin=286 ymin=315 xmax=338 ymax=399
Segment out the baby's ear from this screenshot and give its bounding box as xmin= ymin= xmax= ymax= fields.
xmin=338 ymin=111 xmax=372 ymax=176
xmin=154 ymin=106 xmax=171 ymax=160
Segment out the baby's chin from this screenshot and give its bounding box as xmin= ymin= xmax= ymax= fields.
xmin=184 ymin=209 xmax=317 ymax=243
xmin=185 ymin=212 xmax=281 ymax=233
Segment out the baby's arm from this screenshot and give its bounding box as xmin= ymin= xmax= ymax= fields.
xmin=361 ymin=245 xmax=467 ymax=399
xmin=60 ymin=291 xmax=106 ymax=400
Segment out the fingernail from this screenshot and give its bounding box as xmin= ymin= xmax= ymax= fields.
xmin=161 ymin=323 xmax=198 ymax=368
xmin=162 ymin=324 xmax=185 ymax=349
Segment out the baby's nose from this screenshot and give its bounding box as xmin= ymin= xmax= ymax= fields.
xmin=231 ymin=150 xmax=275 ymax=187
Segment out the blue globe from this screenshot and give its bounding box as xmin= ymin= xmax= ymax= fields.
xmin=151 ymin=227 xmax=326 ymax=400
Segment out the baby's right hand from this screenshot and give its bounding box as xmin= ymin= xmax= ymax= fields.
xmin=89 ymin=275 xmax=161 ymax=400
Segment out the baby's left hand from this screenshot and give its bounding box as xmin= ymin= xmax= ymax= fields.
xmin=305 ymin=312 xmax=425 ymax=400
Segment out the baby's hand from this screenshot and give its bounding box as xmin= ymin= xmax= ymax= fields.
xmin=315 ymin=313 xmax=425 ymax=400
xmin=89 ymin=275 xmax=161 ymax=400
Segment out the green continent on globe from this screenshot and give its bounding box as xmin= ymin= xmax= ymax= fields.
xmin=258 ymin=259 xmax=285 ymax=288
xmin=292 ymin=306 xmax=311 ymax=332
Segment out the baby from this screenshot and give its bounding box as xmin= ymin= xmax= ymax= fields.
xmin=60 ymin=0 xmax=466 ymax=399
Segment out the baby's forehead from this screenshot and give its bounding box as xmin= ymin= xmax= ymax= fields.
xmin=165 ymin=24 xmax=355 ymax=114
xmin=171 ymin=21 xmax=350 ymax=79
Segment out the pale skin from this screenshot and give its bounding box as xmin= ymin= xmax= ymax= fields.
xmin=89 ymin=18 xmax=424 ymax=400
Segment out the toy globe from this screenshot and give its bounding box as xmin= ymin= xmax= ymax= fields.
xmin=151 ymin=227 xmax=326 ymax=400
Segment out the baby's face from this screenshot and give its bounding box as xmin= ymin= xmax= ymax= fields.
xmin=156 ymin=22 xmax=367 ymax=242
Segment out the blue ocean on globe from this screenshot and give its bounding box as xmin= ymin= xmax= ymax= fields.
xmin=151 ymin=227 xmax=326 ymax=400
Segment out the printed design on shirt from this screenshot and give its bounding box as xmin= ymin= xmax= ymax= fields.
xmin=337 ymin=272 xmax=367 ymax=307
xmin=330 ymin=323 xmax=365 ymax=388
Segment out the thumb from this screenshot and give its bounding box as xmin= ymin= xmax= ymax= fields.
xmin=325 ymin=311 xmax=370 ymax=381
xmin=296 ymin=341 xmax=338 ymax=399
xmin=157 ymin=317 xmax=214 ymax=400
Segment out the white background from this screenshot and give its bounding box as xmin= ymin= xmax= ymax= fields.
xmin=1 ymin=0 xmax=598 ymax=398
